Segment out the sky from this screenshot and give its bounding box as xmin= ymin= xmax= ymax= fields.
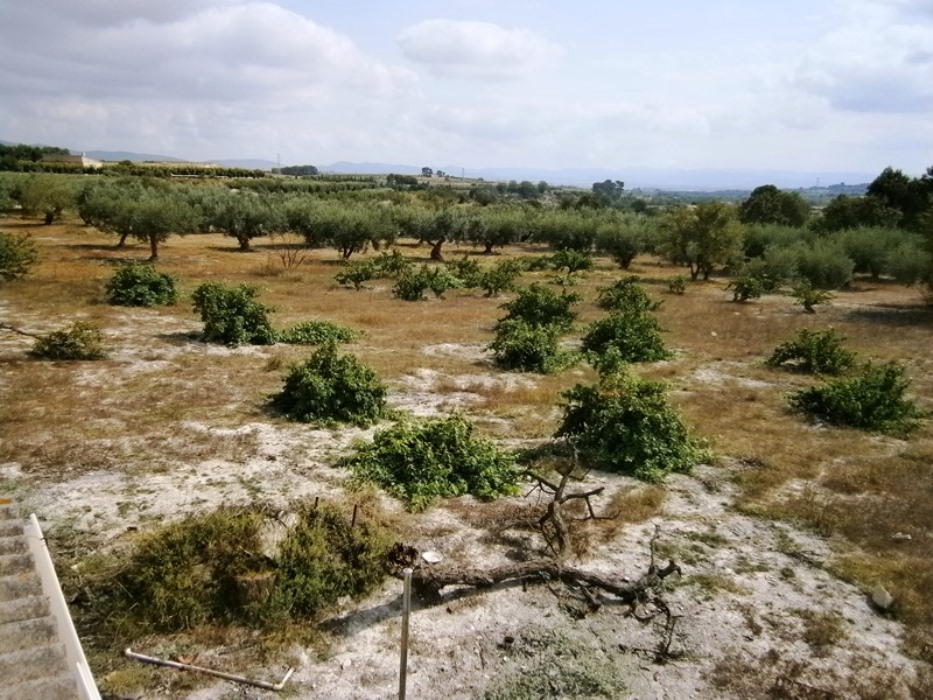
xmin=0 ymin=0 xmax=931 ymax=181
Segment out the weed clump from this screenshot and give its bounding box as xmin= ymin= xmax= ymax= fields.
xmin=277 ymin=320 xmax=359 ymax=345
xmin=30 ymin=322 xmax=107 ymax=360
xmin=105 ymin=261 xmax=178 ymax=307
xmin=82 ymin=503 xmax=392 ymax=634
xmin=765 ymin=328 xmax=856 ymax=375
xmin=341 ymin=415 xmax=520 ymax=511
xmin=271 ymin=343 xmax=387 ymax=426
xmin=0 ymin=230 xmax=39 ymax=282
xmin=789 ymin=361 xmax=924 ymax=436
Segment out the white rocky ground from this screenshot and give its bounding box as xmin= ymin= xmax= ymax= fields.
xmin=1 ymin=309 xmax=926 ymax=699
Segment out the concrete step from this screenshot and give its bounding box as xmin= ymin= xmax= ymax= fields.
xmin=0 ymin=615 xmax=58 ymax=654
xmin=0 ymin=535 xmax=28 ymax=556
xmin=0 ymin=519 xmax=22 ymax=538
xmin=0 ymin=570 xmax=43 ymax=601
xmin=0 ymin=595 xmax=51 ymax=624
xmin=0 ymin=670 xmax=80 ymax=700
xmin=0 ymin=641 xmax=70 ymax=683
xmin=0 ymin=551 xmax=34 ymax=576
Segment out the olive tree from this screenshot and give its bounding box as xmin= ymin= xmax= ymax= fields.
xmin=659 ymin=202 xmax=744 ymax=280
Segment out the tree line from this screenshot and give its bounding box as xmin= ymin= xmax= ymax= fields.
xmin=1 ymin=164 xmax=931 ymax=296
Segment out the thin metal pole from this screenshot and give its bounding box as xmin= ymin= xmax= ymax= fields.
xmin=399 ymin=568 xmax=413 ymax=700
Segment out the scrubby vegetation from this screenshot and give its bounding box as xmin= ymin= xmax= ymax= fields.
xmin=789 ymin=362 xmax=924 ymax=436
xmin=192 ymin=281 xmax=277 ymax=346
xmin=105 ymin=261 xmax=178 ymax=307
xmin=556 ymin=364 xmax=709 ymax=482
xmin=30 ymin=321 xmax=107 ymax=360
xmin=80 ymin=502 xmax=392 ymax=634
xmin=765 ymin=328 xmax=857 ymax=375
xmin=270 ymin=343 xmax=387 ymax=425
xmin=341 ymin=415 xmax=520 ymax=511
xmin=0 ymin=230 xmax=38 ymax=282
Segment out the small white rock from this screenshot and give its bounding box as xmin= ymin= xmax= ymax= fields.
xmin=891 ymin=532 xmax=912 ymax=541
xmin=871 ymin=585 xmax=894 ymax=610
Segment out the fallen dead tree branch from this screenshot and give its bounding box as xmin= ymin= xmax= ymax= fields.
xmin=400 ymin=556 xmax=681 ymax=602
xmin=0 ymin=322 xmax=41 ymax=339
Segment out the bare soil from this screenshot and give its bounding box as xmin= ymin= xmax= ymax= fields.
xmin=1 ymin=221 xmax=931 ymax=699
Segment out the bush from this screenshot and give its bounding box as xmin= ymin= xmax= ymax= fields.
xmin=105 ymin=261 xmax=178 ymax=306
xmin=581 ymin=311 xmax=670 ymax=363
xmin=793 ymin=240 xmax=854 ymax=289
xmin=30 ymin=322 xmax=106 ymax=360
xmin=549 ymin=249 xmax=594 ymax=273
xmin=791 ymin=280 xmax=833 ymax=313
xmin=596 ymin=276 xmax=661 ymax=313
xmin=192 ymin=282 xmax=277 ymax=346
xmin=87 ymin=502 xmax=391 ymax=633
xmin=371 ymin=249 xmax=411 ymax=276
xmin=334 ymin=260 xmax=379 ymax=290
xmin=765 ymin=329 xmax=856 ymax=375
xmin=341 ymin=416 xmax=520 ymax=511
xmin=277 ymin=320 xmax=359 ymax=345
xmin=477 ymin=258 xmax=525 ymax=297
xmin=556 ymin=367 xmax=709 ymax=482
xmin=271 ymin=343 xmax=387 ymax=425
xmin=0 ymin=231 xmax=38 ymax=282
xmin=489 ymin=320 xmax=574 ymax=374
xmin=445 ymin=256 xmax=483 ymax=287
xmin=393 ymin=265 xmax=462 ymax=301
xmin=667 ymin=275 xmax=687 ymax=294
xmin=497 ymin=284 xmax=580 ymax=333
xmin=789 ymin=362 xmax=924 ymax=436
xmin=727 ymin=276 xmax=765 ymax=302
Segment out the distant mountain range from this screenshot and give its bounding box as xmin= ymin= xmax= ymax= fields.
xmin=2 ymin=140 xmax=875 ymax=191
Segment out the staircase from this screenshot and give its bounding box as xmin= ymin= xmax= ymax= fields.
xmin=0 ymin=500 xmax=100 ymax=700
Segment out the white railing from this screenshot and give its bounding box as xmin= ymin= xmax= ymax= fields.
xmin=25 ymin=514 xmax=101 ymax=700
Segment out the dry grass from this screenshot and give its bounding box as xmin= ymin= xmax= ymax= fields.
xmin=2 ymin=215 xmax=933 ymax=658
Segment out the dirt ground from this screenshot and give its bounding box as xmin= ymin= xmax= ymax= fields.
xmin=2 ymin=222 xmax=931 ymax=699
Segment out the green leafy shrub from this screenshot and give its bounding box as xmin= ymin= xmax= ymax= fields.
xmin=341 ymin=416 xmax=520 ymax=511
xmin=765 ymin=329 xmax=856 ymax=375
xmin=489 ymin=320 xmax=574 ymax=374
xmin=192 ymin=282 xmax=276 ymax=346
xmin=271 ymin=343 xmax=387 ymax=425
xmin=105 ymin=261 xmax=178 ymax=306
xmin=667 ymin=275 xmax=687 ymax=294
xmin=556 ymin=367 xmax=709 ymax=482
xmin=445 ymin=256 xmax=483 ymax=287
xmin=727 ymin=276 xmax=765 ymax=302
xmin=31 ymin=322 xmax=106 ymax=360
xmin=581 ymin=311 xmax=670 ymax=363
xmin=393 ymin=265 xmax=463 ymax=301
xmin=789 ymin=362 xmax=924 ymax=436
xmin=596 ymin=276 xmax=661 ymax=313
xmin=498 ymin=284 xmax=580 ymax=333
xmin=0 ymin=230 xmax=38 ymax=282
xmin=793 ymin=241 xmax=854 ymax=289
xmin=549 ymin=249 xmax=594 ymax=273
xmin=371 ymin=249 xmax=412 ymax=276
xmin=85 ymin=503 xmax=391 ymax=633
xmin=478 ymin=258 xmax=525 ymax=297
xmin=277 ymin=320 xmax=359 ymax=345
xmin=334 ymin=260 xmax=379 ymax=290
xmin=791 ymin=280 xmax=833 ymax=313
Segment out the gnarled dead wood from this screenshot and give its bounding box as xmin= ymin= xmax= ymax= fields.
xmin=406 ymin=558 xmax=681 ymax=601
xmin=0 ymin=323 xmax=41 ymax=339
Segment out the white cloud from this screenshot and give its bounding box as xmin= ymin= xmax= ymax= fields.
xmin=397 ymin=19 xmax=563 ymax=79
xmin=793 ymin=0 xmax=933 ymax=113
